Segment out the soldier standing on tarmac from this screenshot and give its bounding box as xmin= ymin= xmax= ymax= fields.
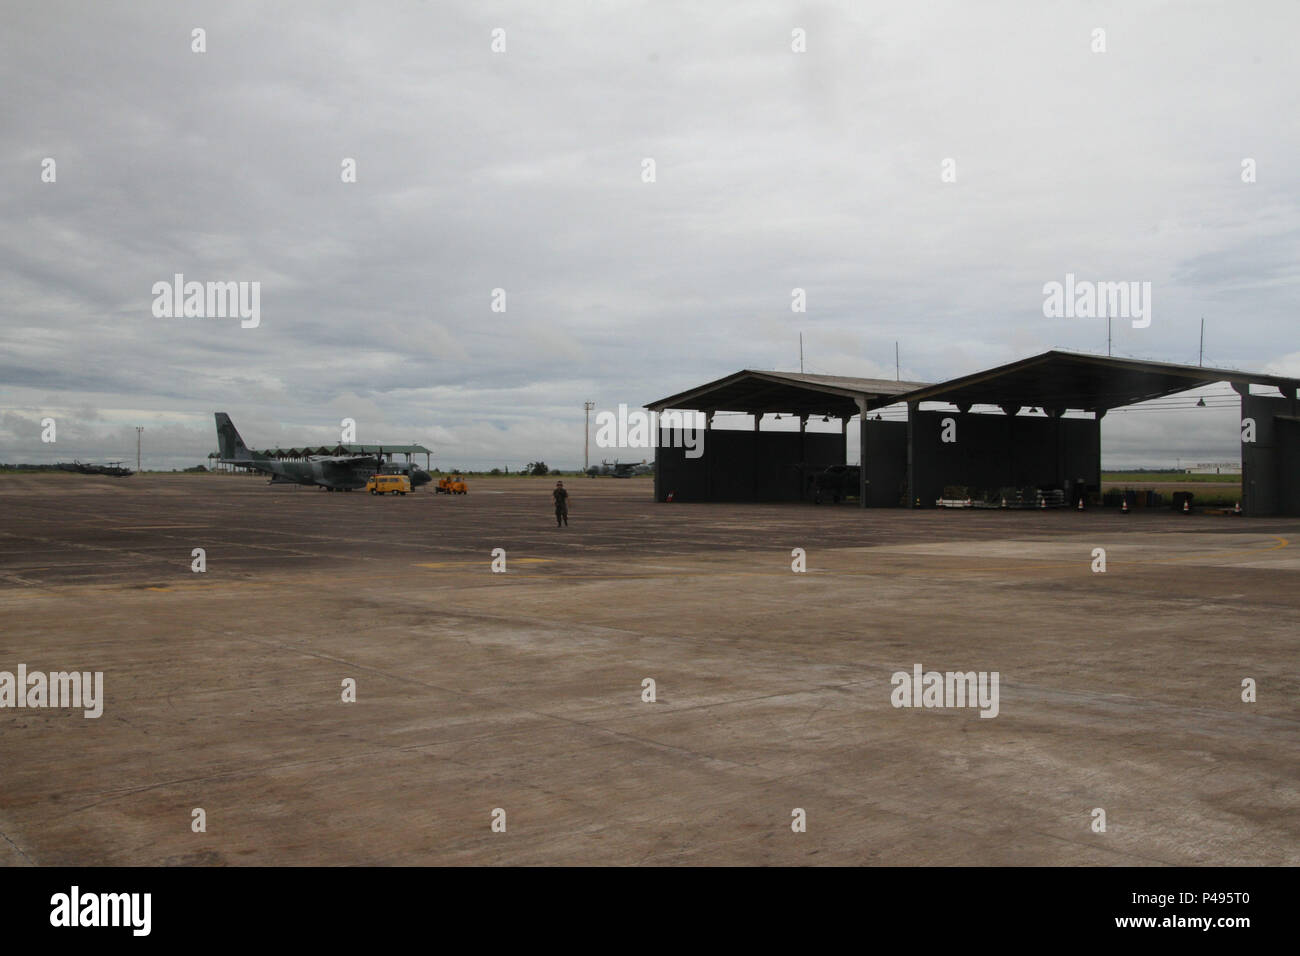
xmin=552 ymin=480 xmax=569 ymax=527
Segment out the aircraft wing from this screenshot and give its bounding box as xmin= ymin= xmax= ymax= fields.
xmin=313 ymin=456 xmax=383 ymax=474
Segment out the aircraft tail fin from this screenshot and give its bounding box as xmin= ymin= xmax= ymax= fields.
xmin=215 ymin=412 xmax=260 ymax=461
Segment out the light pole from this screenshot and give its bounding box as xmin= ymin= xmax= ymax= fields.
xmin=136 ymin=426 xmax=143 ymax=472
xmin=583 ymin=401 xmax=595 ymax=474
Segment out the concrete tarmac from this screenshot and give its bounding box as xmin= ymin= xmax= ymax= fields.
xmin=0 ymin=473 xmax=1296 ymax=865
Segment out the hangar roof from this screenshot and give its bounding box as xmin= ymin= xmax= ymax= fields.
xmin=645 ymin=369 xmax=931 ymax=418
xmin=893 ymin=350 xmax=1299 ymax=413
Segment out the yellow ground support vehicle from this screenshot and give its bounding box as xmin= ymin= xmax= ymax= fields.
xmin=436 ymin=474 xmax=467 ymax=495
xmin=366 ymin=474 xmax=411 ymax=496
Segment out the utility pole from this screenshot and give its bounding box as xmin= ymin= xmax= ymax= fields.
xmin=799 ymin=333 xmax=804 ymax=373
xmin=135 ymin=426 xmax=143 ymax=472
xmin=1199 ymin=317 xmax=1205 ymax=366
xmin=583 ymin=401 xmax=594 ymax=473
xmin=895 ymin=341 xmax=900 ymax=382
xmin=1107 ymin=316 xmax=1112 ymax=356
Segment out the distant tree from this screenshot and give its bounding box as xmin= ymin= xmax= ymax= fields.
xmin=526 ymin=461 xmax=549 ymax=476
xmin=489 ymin=467 xmax=501 ymax=475
xmin=550 ymin=468 xmax=563 ymax=475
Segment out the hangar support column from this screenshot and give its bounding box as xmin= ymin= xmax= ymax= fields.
xmin=856 ymin=396 xmax=868 ymax=507
xmin=1233 ymin=382 xmax=1300 ymax=516
xmin=906 ymin=400 xmax=918 ymax=507
xmin=1048 ymin=407 xmax=1066 ymax=492
xmin=704 ymin=411 xmax=714 ymax=500
xmin=1093 ymin=408 xmax=1105 ymax=500
xmin=1235 ymin=382 xmax=1267 ymax=516
xmin=654 ymin=438 xmax=661 ymax=499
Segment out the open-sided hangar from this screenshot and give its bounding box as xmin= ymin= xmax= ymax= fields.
xmin=646 ymin=369 xmax=927 ymax=503
xmin=648 ymin=350 xmax=1300 ymax=516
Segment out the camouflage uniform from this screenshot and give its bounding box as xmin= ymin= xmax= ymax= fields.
xmin=552 ymin=485 xmax=569 ymax=526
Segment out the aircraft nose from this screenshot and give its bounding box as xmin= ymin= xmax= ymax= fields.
xmin=413 ymin=470 xmax=432 ymax=486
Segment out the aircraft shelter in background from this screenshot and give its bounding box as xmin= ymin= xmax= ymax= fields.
xmin=647 ymin=350 xmax=1300 ymax=517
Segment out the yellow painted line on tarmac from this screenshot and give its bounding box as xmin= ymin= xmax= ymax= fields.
xmin=414 ymin=558 xmax=552 ymax=569
xmin=152 ymin=581 xmax=280 ymax=594
xmin=109 ymin=525 xmax=211 ymax=530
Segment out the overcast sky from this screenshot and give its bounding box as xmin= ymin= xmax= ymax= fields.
xmin=2 ymin=0 xmax=1297 ymax=470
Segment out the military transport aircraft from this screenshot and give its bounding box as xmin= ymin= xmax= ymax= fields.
xmin=215 ymin=413 xmax=432 ymax=491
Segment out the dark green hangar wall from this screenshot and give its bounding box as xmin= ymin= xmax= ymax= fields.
xmin=862 ymin=420 xmax=907 ymax=506
xmin=1240 ymin=391 xmax=1300 ymax=517
xmin=655 ymin=428 xmax=844 ymax=502
xmin=904 ymin=410 xmax=1101 ymax=507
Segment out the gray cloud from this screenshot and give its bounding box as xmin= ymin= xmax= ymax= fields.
xmin=3 ymin=1 xmax=1297 ymax=469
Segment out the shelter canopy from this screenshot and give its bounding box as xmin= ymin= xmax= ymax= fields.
xmin=645 ymin=369 xmax=930 ymax=419
xmin=893 ymin=350 xmax=1300 ymax=414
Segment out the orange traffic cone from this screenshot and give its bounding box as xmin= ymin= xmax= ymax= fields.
xmin=1000 ymin=497 xmax=1007 ymax=509
xmin=1039 ymin=496 xmax=1046 ymax=510
xmin=1182 ymin=499 xmax=1190 ymax=514
xmin=1233 ymin=502 xmax=1241 ymax=516
xmin=1121 ymin=499 xmax=1129 ymax=514
xmin=666 ymin=492 xmax=674 ymax=502
xmin=1077 ymin=498 xmax=1084 ymax=511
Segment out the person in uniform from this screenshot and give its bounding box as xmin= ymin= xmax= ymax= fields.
xmin=552 ymin=480 xmax=569 ymax=527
